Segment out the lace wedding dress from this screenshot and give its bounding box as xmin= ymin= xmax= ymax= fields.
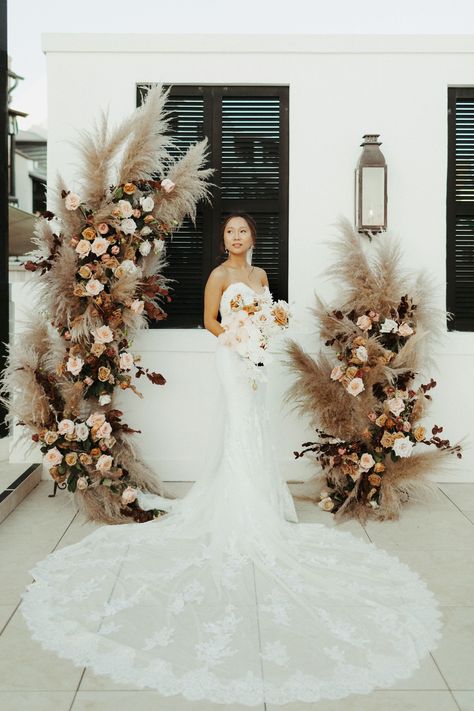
xmin=20 ymin=281 xmax=443 ymax=706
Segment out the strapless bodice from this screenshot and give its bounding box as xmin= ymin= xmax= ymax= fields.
xmin=219 ymin=281 xmax=271 ymax=317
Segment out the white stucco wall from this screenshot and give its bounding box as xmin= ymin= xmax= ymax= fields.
xmin=28 ymin=33 xmax=474 ymax=482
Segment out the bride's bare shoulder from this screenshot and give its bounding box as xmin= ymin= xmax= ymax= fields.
xmin=205 ymin=265 xmax=227 ymax=291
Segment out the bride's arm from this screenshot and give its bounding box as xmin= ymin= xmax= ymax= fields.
xmin=203 ymin=270 xmax=226 ymax=337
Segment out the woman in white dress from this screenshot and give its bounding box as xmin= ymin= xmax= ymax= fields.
xmin=20 ymin=212 xmax=443 ymax=706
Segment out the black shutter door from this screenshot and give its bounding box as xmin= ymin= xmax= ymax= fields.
xmin=447 ymin=89 xmax=474 ymax=331
xmin=137 ymin=84 xmax=289 ymax=327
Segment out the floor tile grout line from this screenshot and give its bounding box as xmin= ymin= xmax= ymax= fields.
xmin=437 ymin=486 xmax=474 ymax=525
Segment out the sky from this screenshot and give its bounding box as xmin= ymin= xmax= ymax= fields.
xmin=7 ymin=0 xmax=474 ymax=131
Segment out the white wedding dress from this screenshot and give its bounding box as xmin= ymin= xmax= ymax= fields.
xmin=20 ymin=282 xmax=443 ymax=706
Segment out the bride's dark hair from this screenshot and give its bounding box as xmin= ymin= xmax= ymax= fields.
xmin=217 ymin=212 xmax=257 ymax=264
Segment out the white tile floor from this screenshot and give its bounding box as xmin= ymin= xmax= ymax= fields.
xmin=0 ymin=479 xmax=473 ymax=711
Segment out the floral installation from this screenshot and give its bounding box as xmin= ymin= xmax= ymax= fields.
xmin=284 ymin=217 xmax=464 ymax=523
xmin=218 ymin=289 xmax=291 ymax=389
xmin=0 ymin=83 xmax=214 ymax=523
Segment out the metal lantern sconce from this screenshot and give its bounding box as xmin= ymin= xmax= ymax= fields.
xmin=355 ymin=134 xmax=387 ymax=234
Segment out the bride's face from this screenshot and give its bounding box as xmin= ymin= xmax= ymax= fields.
xmin=223 ymin=217 xmax=254 ymax=259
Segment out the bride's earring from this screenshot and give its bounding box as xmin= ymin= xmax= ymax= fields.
xmin=224 ymin=248 xmax=229 ymax=256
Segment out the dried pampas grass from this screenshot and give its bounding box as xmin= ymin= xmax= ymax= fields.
xmin=284 ymin=217 xmax=463 ymax=523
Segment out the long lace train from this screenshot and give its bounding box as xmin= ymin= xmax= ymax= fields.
xmin=20 ymin=282 xmax=443 ymax=705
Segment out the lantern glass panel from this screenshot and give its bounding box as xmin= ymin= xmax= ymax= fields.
xmin=361 ymin=166 xmax=385 ymax=226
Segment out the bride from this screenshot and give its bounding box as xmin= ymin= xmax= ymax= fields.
xmin=20 ymin=212 xmax=443 ymax=706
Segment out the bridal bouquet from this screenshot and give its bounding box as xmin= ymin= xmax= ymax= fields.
xmin=218 ymin=289 xmax=291 ymax=388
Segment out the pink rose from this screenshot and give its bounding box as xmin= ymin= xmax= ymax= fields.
xmin=356 ymin=314 xmax=372 ymax=331
xmin=97 ymin=421 xmax=112 ymax=439
xmin=346 ymin=377 xmax=365 ymax=396
xmin=330 ymin=365 xmax=344 ymax=381
xmin=111 ymin=245 xmax=120 ymax=254
xmin=97 ymin=223 xmax=109 ymax=234
xmin=398 ymin=322 xmax=414 ymax=337
xmin=121 ymin=486 xmax=137 ymax=504
xmin=119 ymin=352 xmax=134 ymax=371
xmin=161 ymin=178 xmax=175 ymax=193
xmin=387 ymin=396 xmax=405 ymax=417
xmin=367 ymin=412 xmax=377 ymax=422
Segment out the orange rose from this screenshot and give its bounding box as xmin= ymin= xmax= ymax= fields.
xmin=272 ymin=305 xmax=288 ymax=326
xmin=413 ymin=425 xmax=426 ymax=442
xmin=90 ymin=447 xmax=101 ymax=457
xmin=380 ymin=431 xmax=395 ymax=448
xmin=123 ymin=183 xmax=136 ymax=194
xmin=98 ymin=366 xmax=111 ymax=382
xmin=368 ymin=473 xmax=382 ymax=487
xmin=73 ymin=283 xmax=88 ymax=297
xmin=374 ymin=462 xmax=385 ymax=473
xmin=82 ymin=227 xmax=96 ymax=241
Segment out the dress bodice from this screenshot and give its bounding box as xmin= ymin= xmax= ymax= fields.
xmin=219 ymin=281 xmax=271 ymax=318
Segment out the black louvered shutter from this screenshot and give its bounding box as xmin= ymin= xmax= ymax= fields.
xmin=137 ymin=85 xmax=289 ymax=328
xmin=447 ymin=88 xmax=474 ymax=331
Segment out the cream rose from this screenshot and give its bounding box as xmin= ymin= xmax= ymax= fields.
xmin=76 ymin=476 xmax=89 ymax=490
xmin=65 ymin=192 xmax=81 ymax=210
xmin=392 ymin=436 xmax=414 ymax=458
xmin=153 ymin=239 xmax=165 ymax=253
xmin=96 ymin=454 xmax=113 ymax=472
xmin=380 ymin=318 xmax=398 ymax=333
xmin=99 ymin=393 xmax=112 ymax=406
xmin=387 ymin=396 xmax=405 ymax=417
xmin=92 ymin=325 xmax=114 ymax=343
xmin=139 ymin=240 xmax=152 ymax=256
xmin=44 ymin=447 xmax=63 ymax=468
xmin=91 ymin=237 xmax=109 ymax=257
xmin=75 ymin=239 xmax=91 ymax=258
xmin=75 ymin=422 xmax=90 ymax=441
xmin=139 ymin=196 xmax=155 ymax=212
xmin=85 ymin=279 xmax=104 ymax=296
xmin=120 ymin=218 xmax=137 ymax=236
xmin=66 ymin=355 xmax=84 ymax=376
xmin=57 ymin=418 xmax=75 ymax=436
xmin=318 ymin=496 xmax=334 ymax=511
xmin=117 ymin=199 xmax=133 ymax=218
xmin=360 ymin=452 xmax=375 ymax=470
xmin=346 ymin=377 xmax=365 ymax=396
xmin=86 ymin=411 xmax=106 ymax=428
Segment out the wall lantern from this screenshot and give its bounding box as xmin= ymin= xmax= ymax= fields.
xmin=355 ymin=133 xmax=387 ymax=234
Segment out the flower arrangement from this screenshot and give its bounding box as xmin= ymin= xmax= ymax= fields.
xmin=0 ymin=83 xmax=214 ymax=523
xmin=218 ymin=289 xmax=291 ymax=388
xmin=284 ymin=217 xmax=464 ymax=523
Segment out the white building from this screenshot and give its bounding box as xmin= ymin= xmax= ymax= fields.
xmin=12 ymin=33 xmax=473 ymax=482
